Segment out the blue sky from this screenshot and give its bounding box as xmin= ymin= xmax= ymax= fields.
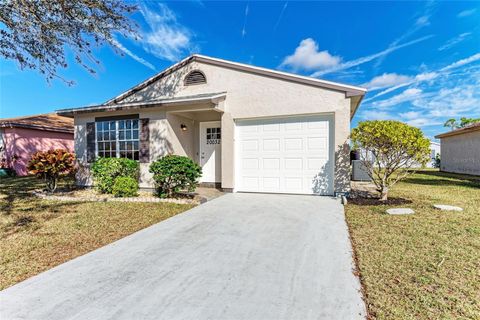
xmin=1 ymin=1 xmax=479 ymax=139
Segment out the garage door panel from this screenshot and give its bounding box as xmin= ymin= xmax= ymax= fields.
xmin=236 ymin=116 xmax=333 ymax=195
xmin=242 ymin=140 xmax=259 ymax=152
xmin=307 ymin=158 xmax=327 ymax=170
xmin=284 ymin=138 xmax=303 ymax=151
xmin=263 ymin=139 xmax=280 ymax=151
xmin=284 ymin=158 xmax=303 ymax=170
xmin=263 ymin=158 xmax=280 ymax=170
xmin=285 ymin=122 xmax=303 ymax=131
xmin=243 ymin=177 xmax=259 ymax=190
xmin=242 ymin=158 xmax=259 ymax=169
xmin=263 ymin=123 xmax=281 ymax=132
xmin=263 ymin=177 xmax=280 ymax=190
xmin=307 ymin=137 xmax=327 ymax=150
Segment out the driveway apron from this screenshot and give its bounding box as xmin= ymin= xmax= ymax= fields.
xmin=0 ymin=193 xmax=365 ymax=320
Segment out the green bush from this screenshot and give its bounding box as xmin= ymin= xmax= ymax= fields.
xmin=149 ymin=155 xmax=202 ymax=198
xmin=27 ymin=149 xmax=76 ymax=192
xmin=112 ymin=176 xmax=139 ymax=197
xmin=91 ymin=157 xmax=139 ymax=194
xmin=351 ymin=120 xmax=430 ymax=201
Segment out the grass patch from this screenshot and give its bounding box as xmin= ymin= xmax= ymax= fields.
xmin=346 ymin=170 xmax=480 ymax=319
xmin=0 ymin=176 xmax=194 ymax=290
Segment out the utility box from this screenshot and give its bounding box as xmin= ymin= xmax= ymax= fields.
xmin=352 ymin=160 xmax=371 ymax=181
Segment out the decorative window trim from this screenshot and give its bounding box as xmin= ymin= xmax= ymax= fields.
xmin=184 ymin=70 xmax=207 ymax=86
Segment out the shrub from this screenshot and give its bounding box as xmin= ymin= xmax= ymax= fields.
xmin=91 ymin=157 xmax=139 ymax=194
xmin=434 ymin=153 xmax=441 ymax=168
xmin=149 ymin=155 xmax=202 ymax=198
xmin=112 ymin=176 xmax=139 ymax=197
xmin=27 ymin=149 xmax=76 ymax=192
xmin=351 ymin=120 xmax=430 ymax=201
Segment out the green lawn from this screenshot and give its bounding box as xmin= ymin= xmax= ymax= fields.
xmin=346 ymin=170 xmax=480 ymax=320
xmin=0 ymin=176 xmax=194 ymax=290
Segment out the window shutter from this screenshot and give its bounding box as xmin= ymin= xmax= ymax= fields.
xmin=86 ymin=122 xmax=96 ymax=163
xmin=139 ymin=118 xmax=150 ymax=163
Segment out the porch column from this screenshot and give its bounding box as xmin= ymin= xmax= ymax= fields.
xmin=221 ymin=112 xmax=235 ymax=191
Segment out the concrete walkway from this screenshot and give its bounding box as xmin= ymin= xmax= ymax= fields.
xmin=0 ymin=193 xmax=365 ymax=320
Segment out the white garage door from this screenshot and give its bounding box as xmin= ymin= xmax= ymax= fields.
xmin=236 ymin=115 xmax=333 ymax=195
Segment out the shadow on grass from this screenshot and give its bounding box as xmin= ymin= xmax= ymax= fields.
xmin=348 ymin=197 xmax=413 ymax=206
xmin=403 ymin=170 xmax=480 ymax=189
xmin=1 ymin=176 xmax=83 ymax=236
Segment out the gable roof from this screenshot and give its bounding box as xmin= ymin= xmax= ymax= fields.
xmin=0 ymin=113 xmax=73 ymax=134
xmin=104 ymin=54 xmax=367 ymax=109
xmin=435 ymin=122 xmax=480 ymax=139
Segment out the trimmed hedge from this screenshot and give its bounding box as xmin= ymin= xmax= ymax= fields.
xmin=149 ymin=155 xmax=202 ymax=198
xmin=91 ymin=157 xmax=139 ymax=194
xmin=112 ymin=176 xmax=139 ymax=197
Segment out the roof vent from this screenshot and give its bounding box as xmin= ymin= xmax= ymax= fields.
xmin=184 ymin=70 xmax=206 ymax=86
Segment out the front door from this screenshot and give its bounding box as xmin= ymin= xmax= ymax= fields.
xmin=199 ymin=121 xmax=221 ymax=183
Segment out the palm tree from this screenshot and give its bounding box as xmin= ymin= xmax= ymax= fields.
xmin=443 ymin=118 xmax=458 ymax=131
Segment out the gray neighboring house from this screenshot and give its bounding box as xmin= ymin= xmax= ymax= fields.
xmin=57 ymin=54 xmax=366 ymax=195
xmin=435 ymin=123 xmax=480 ymax=176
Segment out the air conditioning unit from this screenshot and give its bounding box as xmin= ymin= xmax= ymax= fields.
xmin=352 ymin=160 xmax=371 ymax=181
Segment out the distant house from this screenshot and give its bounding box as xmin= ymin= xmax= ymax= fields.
xmin=0 ymin=113 xmax=74 ymax=176
xmin=435 ymin=123 xmax=480 ymax=176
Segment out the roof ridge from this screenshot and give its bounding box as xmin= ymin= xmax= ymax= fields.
xmin=192 ymin=54 xmax=367 ymax=92
xmin=104 ymin=54 xmax=367 ymax=106
xmin=0 ymin=112 xmax=58 ymax=122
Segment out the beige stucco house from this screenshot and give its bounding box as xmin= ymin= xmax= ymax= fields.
xmin=57 ymin=55 xmax=366 ymax=195
xmin=435 ymin=123 xmax=480 ymax=176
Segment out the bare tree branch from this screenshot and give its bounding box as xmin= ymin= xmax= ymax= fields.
xmin=0 ymin=0 xmax=138 ymax=85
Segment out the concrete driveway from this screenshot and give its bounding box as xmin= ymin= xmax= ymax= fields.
xmin=0 ymin=193 xmax=365 ymax=320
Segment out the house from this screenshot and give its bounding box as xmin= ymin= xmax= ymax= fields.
xmin=435 ymin=123 xmax=480 ymax=176
xmin=0 ymin=113 xmax=74 ymax=176
xmin=57 ymin=55 xmax=366 ymax=195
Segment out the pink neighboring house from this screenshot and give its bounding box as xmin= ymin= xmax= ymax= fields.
xmin=0 ymin=113 xmax=74 ymax=176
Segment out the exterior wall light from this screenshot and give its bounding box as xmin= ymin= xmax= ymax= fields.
xmin=180 ymin=124 xmax=188 ymax=131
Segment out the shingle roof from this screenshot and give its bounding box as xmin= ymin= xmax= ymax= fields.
xmin=435 ymin=122 xmax=480 ymax=139
xmin=0 ymin=113 xmax=74 ymax=134
xmin=56 ymin=92 xmax=227 ymax=117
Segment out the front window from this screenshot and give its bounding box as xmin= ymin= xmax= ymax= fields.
xmin=96 ymin=119 xmax=139 ymax=160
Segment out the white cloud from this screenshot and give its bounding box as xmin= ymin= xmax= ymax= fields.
xmin=365 ymin=53 xmax=480 ymax=102
xmin=374 ymin=1 xmax=435 ymax=69
xmin=399 ymin=111 xmax=442 ymax=127
xmin=139 ymin=3 xmax=194 ymax=62
xmin=405 ymin=118 xmax=442 ymax=127
xmin=457 ymin=8 xmax=477 ymax=18
xmin=361 ymin=55 xmax=480 ymax=134
xmin=412 ymin=82 xmax=480 ymax=118
xmin=415 ymin=15 xmax=431 ymax=27
xmin=273 ymin=2 xmax=288 ymax=31
xmin=372 ymin=88 xmax=425 ymax=108
xmin=438 ymin=32 xmax=472 ymax=51
xmin=360 ymin=110 xmax=394 ymax=121
xmin=111 ymin=38 xmax=156 ymax=71
xmin=310 ymin=35 xmax=433 ymax=77
xmin=440 ymin=52 xmax=480 ymax=71
xmin=399 ymin=111 xmax=422 ymax=120
xmin=280 ymin=38 xmax=341 ymax=71
xmin=363 ymin=73 xmax=413 ymax=90
xmin=242 ymin=3 xmax=249 ymax=38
